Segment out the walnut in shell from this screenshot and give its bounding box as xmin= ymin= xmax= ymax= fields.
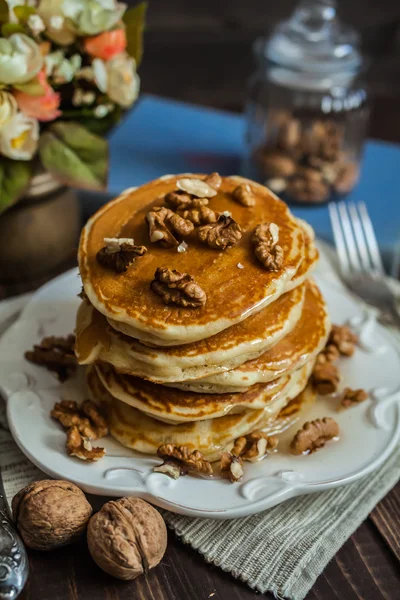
xmin=12 ymin=480 xmax=92 ymax=550
xmin=87 ymin=497 xmax=167 ymax=580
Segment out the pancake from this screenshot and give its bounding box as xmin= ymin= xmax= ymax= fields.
xmin=75 ymin=284 xmax=305 ymax=383
xmin=170 ymin=280 xmax=330 ymax=393
xmin=94 ymin=360 xmax=313 ymax=423
xmin=87 ymin=366 xmax=317 ymax=461
xmin=79 ymin=174 xmax=308 ymax=346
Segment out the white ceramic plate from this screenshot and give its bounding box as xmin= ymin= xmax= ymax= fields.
xmin=0 ymin=266 xmax=399 ymax=519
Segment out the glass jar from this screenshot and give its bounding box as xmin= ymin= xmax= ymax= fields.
xmin=244 ymin=0 xmax=370 ymax=205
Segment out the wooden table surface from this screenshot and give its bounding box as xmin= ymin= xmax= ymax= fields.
xmin=7 ymin=1 xmax=400 ymax=597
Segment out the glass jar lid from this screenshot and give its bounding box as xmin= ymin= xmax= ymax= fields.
xmin=257 ymin=0 xmax=362 ymax=75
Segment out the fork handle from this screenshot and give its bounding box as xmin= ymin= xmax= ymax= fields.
xmin=0 ymin=496 xmax=29 ymax=600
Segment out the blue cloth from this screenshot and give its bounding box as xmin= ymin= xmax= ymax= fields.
xmin=107 ymin=94 xmax=400 ymax=260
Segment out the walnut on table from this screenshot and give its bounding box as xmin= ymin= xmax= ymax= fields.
xmin=12 ymin=480 xmax=92 ymax=550
xmin=151 ymin=267 xmax=206 ymax=308
xmin=290 ymin=417 xmax=339 ymax=455
xmin=197 ymin=214 xmax=242 ymax=250
xmin=146 ymin=206 xmax=194 ymax=248
xmin=25 ymin=334 xmax=76 ymax=382
xmin=341 ymin=387 xmax=368 ymax=409
xmin=96 ymin=237 xmax=147 ymax=273
xmin=154 ymin=444 xmax=213 ymax=479
xmin=51 ymin=399 xmax=108 ymax=462
xmin=232 ymin=183 xmax=256 ymax=207
xmin=87 ymin=497 xmax=167 ymax=580
xmin=252 ymin=222 xmax=284 ymax=271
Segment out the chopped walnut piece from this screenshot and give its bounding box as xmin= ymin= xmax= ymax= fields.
xmin=220 ymin=452 xmax=244 ymax=483
xmin=146 ymin=207 xmax=194 ymax=248
xmin=165 ymin=190 xmax=193 ymax=210
xmin=290 ymin=417 xmax=339 ymax=455
xmin=51 ymin=399 xmax=108 ymax=440
xmin=312 ymin=361 xmax=340 ymax=395
xmin=78 ymin=287 xmax=88 ymax=302
xmin=178 ymin=205 xmax=218 ymax=225
xmin=154 ymin=444 xmax=213 ymax=479
xmin=232 ymin=432 xmax=278 ymax=462
xmin=151 ymin=267 xmax=207 ymax=308
xmin=341 ymin=387 xmax=368 ymax=409
xmin=252 ymin=223 xmax=283 ymax=271
xmin=204 ymin=172 xmax=222 ymax=190
xmin=315 ymin=344 xmax=340 ymax=366
xmin=176 ymin=177 xmax=217 ymax=198
xmin=25 ymin=334 xmax=76 ymax=382
xmin=66 ymin=426 xmax=106 ymax=462
xmin=197 ymin=214 xmax=242 ymax=250
xmin=232 ymin=183 xmax=256 ymax=207
xmin=96 ymin=238 xmax=147 ymax=273
xmin=329 ymin=324 xmax=358 ymax=356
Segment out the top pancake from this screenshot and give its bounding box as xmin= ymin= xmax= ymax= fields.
xmin=79 ymin=174 xmax=307 ymax=345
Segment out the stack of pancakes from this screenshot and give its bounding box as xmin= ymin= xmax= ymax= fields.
xmin=76 ymin=174 xmax=330 ymax=461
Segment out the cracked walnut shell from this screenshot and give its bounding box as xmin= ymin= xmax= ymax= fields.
xmin=87 ymin=497 xmax=167 ymax=580
xmin=96 ymin=238 xmax=147 ymax=273
xmin=12 ymin=480 xmax=92 ymax=550
xmin=290 ymin=417 xmax=339 ymax=455
xmin=151 ymin=267 xmax=206 ymax=308
xmin=197 ymin=214 xmax=242 ymax=250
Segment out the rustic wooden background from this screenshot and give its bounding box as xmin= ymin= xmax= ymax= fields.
xmin=135 ymin=0 xmax=400 ymax=142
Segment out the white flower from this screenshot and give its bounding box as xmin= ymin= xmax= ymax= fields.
xmin=0 ymin=91 xmax=18 ymax=127
xmin=0 ymin=112 xmax=39 ymax=160
xmin=72 ymin=0 xmax=127 ymax=35
xmin=93 ymin=52 xmax=139 ymax=108
xmin=93 ymin=104 xmax=109 ymax=118
xmin=28 ymin=14 xmax=46 ymax=35
xmin=44 ymin=50 xmax=64 ymax=76
xmin=49 ymin=14 xmax=64 ymax=30
xmin=0 ymin=34 xmax=43 ymax=85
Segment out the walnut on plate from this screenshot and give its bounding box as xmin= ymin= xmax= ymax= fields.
xmin=290 ymin=417 xmax=339 ymax=455
xmin=220 ymin=453 xmax=244 ymax=483
xmin=329 ymin=324 xmax=358 ymax=356
xmin=87 ymin=497 xmax=167 ymax=580
xmin=341 ymin=387 xmax=368 ymax=409
xmin=25 ymin=334 xmax=76 ymax=382
xmin=154 ymin=444 xmax=213 ymax=479
xmin=12 ymin=480 xmax=92 ymax=550
xmin=151 ymin=267 xmax=206 ymax=308
xmin=232 ymin=431 xmax=278 ymax=462
xmin=252 ymin=222 xmax=284 ymax=271
xmin=311 ymin=361 xmax=340 ymax=395
xmin=51 ymin=399 xmax=108 ymax=462
xmin=146 ymin=206 xmax=194 ymax=248
xmin=96 ymin=237 xmax=147 ymax=273
xmin=197 ymin=214 xmax=242 ymax=250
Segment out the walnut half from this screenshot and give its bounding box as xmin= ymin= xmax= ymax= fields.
xmin=146 ymin=207 xmax=194 ymax=248
xmin=154 ymin=444 xmax=213 ymax=479
xmin=312 ymin=361 xmax=340 ymax=395
xmin=220 ymin=453 xmax=244 ymax=482
xmin=25 ymin=334 xmax=76 ymax=382
xmin=151 ymin=267 xmax=206 ymax=308
xmin=252 ymin=223 xmax=284 ymax=271
xmin=232 ymin=183 xmax=256 ymax=207
xmin=290 ymin=417 xmax=339 ymax=455
xmin=97 ymin=238 xmax=147 ymax=273
xmin=341 ymin=387 xmax=368 ymax=409
xmin=232 ymin=431 xmax=278 ymax=462
xmin=329 ymin=324 xmax=358 ymax=356
xmin=197 ymin=214 xmax=242 ymax=250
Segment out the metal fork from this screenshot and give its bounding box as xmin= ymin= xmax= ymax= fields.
xmin=329 ymin=201 xmax=400 ymax=328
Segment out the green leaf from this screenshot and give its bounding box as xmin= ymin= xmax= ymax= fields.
xmin=13 ymin=5 xmax=36 ymax=22
xmin=123 ymin=2 xmax=147 ymax=67
xmin=39 ymin=121 xmax=108 ymax=191
xmin=0 ymin=0 xmax=9 ymax=23
xmin=1 ymin=23 xmax=25 ymax=36
xmin=0 ymin=160 xmax=32 ymax=215
xmin=13 ymin=76 xmax=45 ymax=96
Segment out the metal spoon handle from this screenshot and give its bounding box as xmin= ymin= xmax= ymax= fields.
xmin=0 ymin=493 xmax=29 ymax=600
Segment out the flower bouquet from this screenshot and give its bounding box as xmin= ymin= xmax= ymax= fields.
xmin=0 ymin=0 xmax=146 ymax=214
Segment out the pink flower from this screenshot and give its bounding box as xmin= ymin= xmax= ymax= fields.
xmin=84 ymin=29 xmax=127 ymax=61
xmin=14 ymin=71 xmax=61 ymax=122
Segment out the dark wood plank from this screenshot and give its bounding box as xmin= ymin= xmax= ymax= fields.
xmin=370 ymin=482 xmax=400 ymax=562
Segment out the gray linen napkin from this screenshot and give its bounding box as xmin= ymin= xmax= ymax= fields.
xmin=0 ymin=244 xmax=399 ymax=600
